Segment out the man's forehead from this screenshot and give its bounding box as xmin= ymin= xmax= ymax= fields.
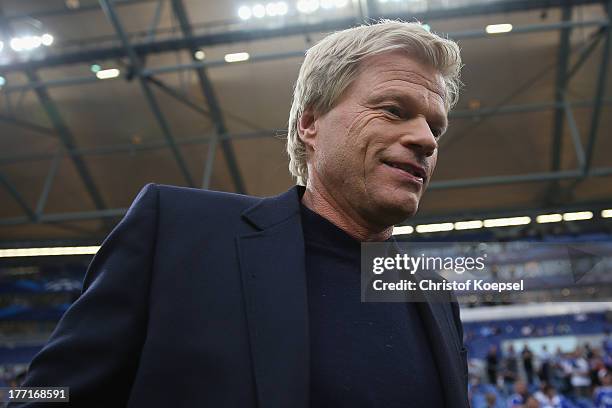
xmin=359 ymin=53 xmax=447 ymax=102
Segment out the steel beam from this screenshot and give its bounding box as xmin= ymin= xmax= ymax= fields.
xmin=170 ymin=0 xmax=246 ymax=193
xmin=0 ymin=208 xmax=127 ymax=226
xmin=0 ymin=0 xmax=156 ymax=22
xmin=1 ymin=19 xmax=608 ymax=94
xmin=140 ymin=19 xmax=611 ymax=76
xmin=567 ymin=27 xmax=606 ymax=81
xmin=0 ymin=114 xmax=56 ymax=138
xmin=550 ymin=5 xmax=573 ymax=175
xmin=35 ymin=152 xmax=62 ymax=217
xmin=146 ymin=62 xmax=262 ymax=131
xmin=563 ymin=101 xmax=586 ymax=169
xmin=146 ymin=76 xmax=212 ymax=120
xmin=202 ymin=134 xmax=217 ymax=189
xmin=25 ymin=69 xmax=108 ymax=210
xmin=0 ymin=8 xmax=107 ymax=211
xmin=428 ymin=170 xmax=582 ymax=190
xmin=0 ymin=172 xmax=35 ymax=221
xmin=0 ymin=0 xmax=604 ymax=75
xmin=2 ymin=96 xmax=612 ymax=166
xmin=146 ymin=0 xmax=165 ymax=42
xmin=0 ymin=129 xmax=278 ymax=165
xmin=98 ymin=0 xmax=195 ymax=187
xmin=584 ymin=0 xmax=612 ymax=174
xmin=3 ymin=167 xmax=612 ymax=227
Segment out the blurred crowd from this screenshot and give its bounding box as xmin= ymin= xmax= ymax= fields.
xmin=468 ymin=332 xmax=612 ymax=407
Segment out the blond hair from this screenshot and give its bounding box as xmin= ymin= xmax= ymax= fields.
xmin=287 ymin=20 xmax=462 ymax=185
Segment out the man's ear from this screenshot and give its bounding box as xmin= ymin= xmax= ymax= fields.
xmin=297 ymin=108 xmax=318 ymax=151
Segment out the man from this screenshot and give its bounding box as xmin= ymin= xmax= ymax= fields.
xmin=13 ymin=20 xmax=466 ymax=407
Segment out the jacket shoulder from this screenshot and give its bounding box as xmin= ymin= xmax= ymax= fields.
xmin=147 ymin=183 xmax=262 ymax=216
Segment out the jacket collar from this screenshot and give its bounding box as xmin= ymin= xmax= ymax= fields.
xmin=241 ymin=185 xmax=304 ymax=231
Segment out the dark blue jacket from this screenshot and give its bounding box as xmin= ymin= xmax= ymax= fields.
xmin=15 ymin=183 xmax=469 ymax=407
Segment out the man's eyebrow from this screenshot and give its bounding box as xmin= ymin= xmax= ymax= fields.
xmin=368 ymin=91 xmax=448 ymax=129
xmin=368 ymin=78 xmax=446 ymax=106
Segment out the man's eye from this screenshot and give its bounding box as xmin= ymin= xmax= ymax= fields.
xmin=383 ymin=106 xmax=402 ymax=117
xmin=430 ymin=126 xmax=443 ymax=138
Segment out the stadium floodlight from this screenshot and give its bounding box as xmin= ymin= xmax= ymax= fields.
xmin=238 ymin=5 xmax=252 ymax=20
xmin=266 ymin=2 xmax=277 ymax=16
xmin=265 ymin=2 xmax=288 ymax=16
xmin=252 ymin=4 xmax=266 ymax=18
xmin=9 ymin=37 xmax=23 ymax=51
xmin=483 ymin=216 xmax=531 ymax=228
xmin=224 ymin=52 xmax=250 ymax=63
xmin=562 ymin=211 xmax=593 ymax=221
xmin=276 ymin=1 xmax=288 ymax=15
xmin=0 ymin=246 xmax=100 ymax=258
xmin=415 ymin=223 xmax=454 ymax=233
xmin=25 ymin=36 xmax=42 ymax=49
xmin=0 ymin=76 xmax=5 ymax=87
xmin=41 ymin=33 xmax=54 ymax=46
xmin=10 ymin=35 xmax=44 ymax=52
xmin=602 ymin=209 xmax=612 ymax=218
xmin=454 ymin=220 xmax=484 ymax=230
xmin=297 ymin=0 xmax=319 ymax=14
xmin=486 ymin=23 xmax=513 ymax=34
xmin=392 ymin=225 xmax=414 ymax=235
xmin=96 ymin=68 xmax=120 ymax=79
xmin=536 ymin=213 xmax=563 ymax=224
xmin=194 ymin=50 xmax=206 ymax=60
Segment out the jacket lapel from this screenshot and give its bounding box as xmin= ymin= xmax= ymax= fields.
xmin=237 ymin=186 xmax=309 ymax=408
xmin=414 ymin=273 xmax=469 ymax=408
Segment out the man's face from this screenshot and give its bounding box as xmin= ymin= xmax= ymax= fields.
xmin=302 ymin=51 xmax=447 ymax=227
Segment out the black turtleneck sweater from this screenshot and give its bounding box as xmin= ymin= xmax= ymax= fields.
xmin=301 ymin=204 xmax=444 ymax=408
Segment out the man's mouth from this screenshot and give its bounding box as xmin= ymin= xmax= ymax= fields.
xmin=382 ymin=161 xmax=427 ymax=184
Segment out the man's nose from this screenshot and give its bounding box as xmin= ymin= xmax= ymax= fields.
xmin=398 ymin=115 xmax=438 ymax=157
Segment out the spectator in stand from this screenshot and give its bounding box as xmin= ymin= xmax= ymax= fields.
xmin=487 ymin=345 xmax=500 ymax=386
xmin=534 ymin=383 xmax=576 ymax=408
xmin=603 ymin=331 xmax=612 ymax=357
xmin=591 ymin=350 xmax=606 ymax=389
xmin=539 ymin=345 xmax=552 ymax=385
xmin=570 ymin=348 xmax=592 ymax=399
xmin=469 ymin=376 xmax=502 ymax=408
xmin=503 ymin=345 xmax=520 ymax=395
xmin=525 ymin=395 xmax=540 ymax=408
xmin=557 ymin=351 xmax=575 ymax=395
xmin=507 ymin=380 xmax=529 ymax=408
xmin=523 ymin=344 xmax=535 ymax=386
xmin=594 ymin=370 xmax=612 ymax=408
xmin=586 ymin=343 xmax=595 ymax=360
xmin=484 ymin=392 xmax=505 ymax=408
xmin=604 ymin=353 xmax=612 ymax=371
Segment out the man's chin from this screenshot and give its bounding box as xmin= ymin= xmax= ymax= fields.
xmin=375 ymin=198 xmax=420 ymax=226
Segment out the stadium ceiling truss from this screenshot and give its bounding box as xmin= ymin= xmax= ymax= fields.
xmin=0 ymin=0 xmax=610 ymax=233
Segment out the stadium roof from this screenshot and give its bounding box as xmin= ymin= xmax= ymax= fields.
xmin=0 ymin=0 xmax=611 ymax=245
